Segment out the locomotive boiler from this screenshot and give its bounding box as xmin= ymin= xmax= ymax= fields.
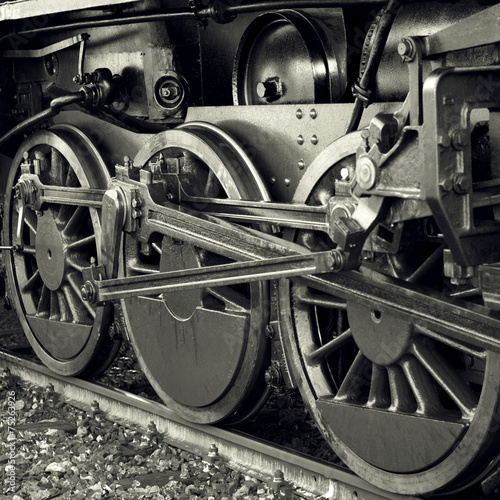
xmin=1 ymin=0 xmax=500 ymax=495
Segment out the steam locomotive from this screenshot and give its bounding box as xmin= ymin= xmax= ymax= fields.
xmin=1 ymin=0 xmax=500 ymax=495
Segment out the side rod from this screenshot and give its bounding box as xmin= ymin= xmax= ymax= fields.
xmin=82 ymin=251 xmax=342 ymax=305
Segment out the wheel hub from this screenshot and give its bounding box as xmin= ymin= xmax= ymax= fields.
xmin=347 ymin=302 xmax=413 ymax=366
xmin=35 ymin=210 xmax=67 ymax=291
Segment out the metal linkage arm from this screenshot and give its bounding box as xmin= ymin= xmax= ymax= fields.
xmin=14 ymin=173 xmax=105 ymax=211
xmin=80 ymin=166 xmax=365 ymax=304
xmin=82 ymin=251 xmax=343 ymax=305
xmin=180 ymin=195 xmax=331 ymax=233
xmin=423 ymin=3 xmax=500 ymax=57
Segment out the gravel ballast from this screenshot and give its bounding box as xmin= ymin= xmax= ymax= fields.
xmin=1 ymin=369 xmax=285 ymax=500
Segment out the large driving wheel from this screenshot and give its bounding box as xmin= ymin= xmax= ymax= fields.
xmin=279 ymin=133 xmax=500 ymax=495
xmin=3 ymin=125 xmax=116 ymax=376
xmin=121 ymin=122 xmax=271 ymax=424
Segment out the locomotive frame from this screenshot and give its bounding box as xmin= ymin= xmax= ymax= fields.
xmin=1 ymin=0 xmax=500 ymax=496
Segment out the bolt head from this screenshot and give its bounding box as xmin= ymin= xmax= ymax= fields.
xmin=256 ymin=77 xmax=282 ymax=100
xmin=397 ymin=38 xmax=415 ymax=61
xmin=439 ymin=178 xmax=453 ymax=192
xmin=81 ymin=283 xmax=94 ymax=302
xmin=453 ymin=173 xmax=471 ymax=193
xmin=340 ymin=167 xmax=350 ymax=181
xmin=356 ymin=156 xmax=377 ymax=190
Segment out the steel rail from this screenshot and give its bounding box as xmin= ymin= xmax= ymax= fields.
xmin=0 ymin=350 xmax=417 ymax=500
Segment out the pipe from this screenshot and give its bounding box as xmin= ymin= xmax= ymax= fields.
xmin=99 ymin=106 xmax=182 ymax=133
xmin=15 ymin=0 xmax=386 ymax=36
xmin=345 ymin=0 xmax=401 ymax=133
xmin=0 ymin=92 xmax=86 ymax=150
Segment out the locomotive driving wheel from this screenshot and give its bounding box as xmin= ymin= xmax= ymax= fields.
xmin=121 ymin=122 xmax=271 ymax=424
xmin=279 ymin=133 xmax=500 ymax=495
xmin=3 ymin=125 xmax=116 ymax=376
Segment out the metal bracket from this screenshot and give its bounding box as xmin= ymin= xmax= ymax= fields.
xmin=423 ymin=3 xmax=500 ymax=57
xmin=423 ymin=66 xmax=500 ymax=266
xmin=1 ymin=33 xmax=90 ymax=59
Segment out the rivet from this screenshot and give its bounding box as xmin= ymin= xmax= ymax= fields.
xmin=298 ymin=159 xmax=305 ymax=170
xmin=310 ymin=109 xmax=317 ymax=119
xmin=297 ymin=135 xmax=304 ymax=145
xmin=270 ymin=177 xmax=276 ymax=185
xmin=311 ymin=135 xmax=318 ymax=145
xmin=284 ymin=178 xmax=291 ymax=187
xmin=296 ymin=109 xmax=303 ymax=119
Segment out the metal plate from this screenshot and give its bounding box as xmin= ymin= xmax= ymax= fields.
xmin=186 ymin=102 xmax=401 ymax=202
xmin=0 ymin=0 xmax=140 ymax=21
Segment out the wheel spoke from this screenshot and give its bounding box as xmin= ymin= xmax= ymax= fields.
xmin=67 ymin=256 xmax=91 ymax=273
xmin=23 ymin=209 xmax=37 ymax=235
xmin=67 ymin=271 xmax=96 ymax=319
xmin=306 ymin=328 xmax=353 ymax=366
xmin=415 ymin=323 xmax=486 ymax=360
xmin=61 ymin=283 xmax=91 ymax=324
xmin=36 ymin=285 xmax=50 ymax=318
xmin=335 ymin=352 xmax=370 ymax=402
xmin=206 ymin=286 xmax=250 ymax=313
xmin=65 ymin=162 xmax=78 ymax=187
xmin=62 ymin=206 xmax=86 ymax=238
xmin=50 ymin=147 xmax=67 ymax=187
xmin=56 ymin=289 xmax=71 ymax=322
xmin=387 ymin=365 xmax=417 ymax=413
xmin=411 ymin=338 xmax=477 ymax=419
xmin=66 ymin=234 xmax=95 ymax=251
xmin=56 ymin=204 xmax=75 ymax=226
xmin=401 ymin=355 xmax=443 ymax=417
xmin=367 ymin=364 xmax=391 ymax=408
xmin=21 ymin=269 xmax=42 ymax=293
xmin=49 ymin=291 xmax=60 ymax=321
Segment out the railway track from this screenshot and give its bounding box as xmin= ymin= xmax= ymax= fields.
xmin=0 ymin=348 xmax=419 ymax=500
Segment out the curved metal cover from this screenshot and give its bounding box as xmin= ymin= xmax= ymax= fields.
xmin=0 ymin=0 xmax=140 ymax=21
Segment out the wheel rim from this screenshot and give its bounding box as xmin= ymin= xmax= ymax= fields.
xmin=3 ymin=125 xmax=114 ymax=376
xmin=121 ymin=122 xmax=271 ymax=424
xmin=279 ymin=133 xmax=500 ymax=495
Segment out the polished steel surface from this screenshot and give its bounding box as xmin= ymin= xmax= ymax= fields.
xmin=1 ymin=1 xmax=500 ymax=496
